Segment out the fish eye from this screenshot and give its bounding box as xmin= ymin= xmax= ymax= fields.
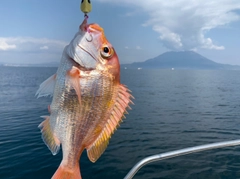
xmin=101 ymin=45 xmax=113 ymax=59
xmin=103 ymin=47 xmax=109 ymax=53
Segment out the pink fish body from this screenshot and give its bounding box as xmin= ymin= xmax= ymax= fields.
xmin=36 ymin=20 xmax=133 ymax=179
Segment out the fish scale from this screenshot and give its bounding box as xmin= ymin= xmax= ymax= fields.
xmin=56 ymin=67 xmax=114 ymax=166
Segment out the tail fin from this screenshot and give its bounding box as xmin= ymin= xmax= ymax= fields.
xmin=52 ymin=164 xmax=81 ymax=179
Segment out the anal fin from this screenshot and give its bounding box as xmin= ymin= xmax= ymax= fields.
xmin=38 ymin=116 xmax=60 ymax=155
xmin=87 ymin=127 xmax=110 ymax=163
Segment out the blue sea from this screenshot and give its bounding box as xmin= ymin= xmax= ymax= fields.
xmin=1 ymin=66 xmax=240 ymax=179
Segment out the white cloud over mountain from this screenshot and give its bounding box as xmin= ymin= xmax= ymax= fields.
xmin=97 ymin=0 xmax=240 ymax=50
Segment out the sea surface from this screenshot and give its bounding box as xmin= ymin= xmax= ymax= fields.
xmin=1 ymin=66 xmax=240 ymax=179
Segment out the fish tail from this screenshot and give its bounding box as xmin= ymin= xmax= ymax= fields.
xmin=52 ymin=163 xmax=81 ymax=179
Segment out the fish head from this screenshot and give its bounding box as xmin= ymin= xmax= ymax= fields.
xmin=86 ymin=23 xmax=120 ymax=81
xmin=66 ymin=21 xmax=120 ymax=82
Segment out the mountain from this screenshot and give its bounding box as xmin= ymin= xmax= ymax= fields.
xmin=123 ymin=51 xmax=240 ymax=70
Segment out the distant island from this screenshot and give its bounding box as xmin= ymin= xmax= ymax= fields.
xmin=0 ymin=62 xmax=59 ymax=67
xmin=122 ymin=51 xmax=240 ymax=70
xmin=1 ymin=51 xmax=239 ymax=70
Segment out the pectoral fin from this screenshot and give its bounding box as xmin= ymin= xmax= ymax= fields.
xmin=36 ymin=74 xmax=56 ymax=98
xmin=66 ymin=66 xmax=82 ymax=105
xmin=86 ymin=84 xmax=133 ymax=163
xmin=38 ymin=116 xmax=60 ymax=155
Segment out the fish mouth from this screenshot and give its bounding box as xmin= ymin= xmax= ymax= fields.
xmin=69 ymin=57 xmax=95 ymax=72
xmin=66 ymin=24 xmax=100 ymax=70
xmin=68 ymin=43 xmax=96 ymax=72
xmin=78 ymin=44 xmax=97 ymax=64
xmin=74 ymin=44 xmax=98 ymax=71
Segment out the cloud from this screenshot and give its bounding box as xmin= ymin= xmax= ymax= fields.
xmin=96 ymin=0 xmax=240 ymax=51
xmin=136 ymin=46 xmax=142 ymax=50
xmin=0 ymin=41 xmax=16 ymax=50
xmin=0 ymin=37 xmax=68 ymax=64
xmin=0 ymin=37 xmax=67 ymax=52
xmin=40 ymin=45 xmax=49 ymax=50
xmin=124 ymin=46 xmax=142 ymax=50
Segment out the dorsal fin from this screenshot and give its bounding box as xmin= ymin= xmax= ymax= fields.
xmin=86 ymin=84 xmax=133 ymax=162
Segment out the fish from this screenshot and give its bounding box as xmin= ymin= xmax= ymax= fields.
xmin=36 ymin=18 xmax=133 ymax=179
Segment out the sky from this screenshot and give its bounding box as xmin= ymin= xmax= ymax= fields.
xmin=0 ymin=0 xmax=240 ymax=65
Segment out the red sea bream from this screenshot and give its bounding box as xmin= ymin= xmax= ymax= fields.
xmin=36 ymin=19 xmax=133 ymax=179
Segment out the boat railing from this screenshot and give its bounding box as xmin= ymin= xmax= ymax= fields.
xmin=124 ymin=139 xmax=240 ymax=179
